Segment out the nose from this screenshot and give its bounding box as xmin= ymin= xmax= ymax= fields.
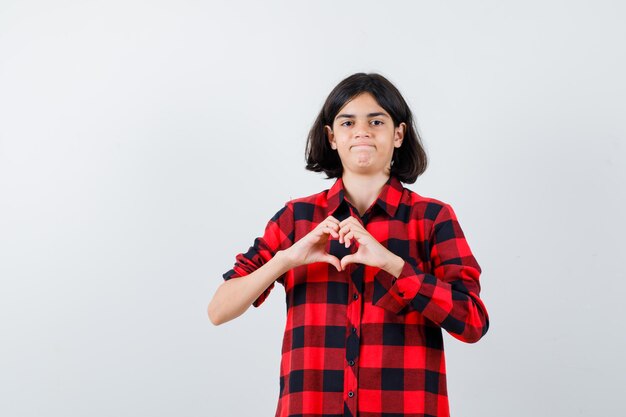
xmin=353 ymin=120 xmax=371 ymax=138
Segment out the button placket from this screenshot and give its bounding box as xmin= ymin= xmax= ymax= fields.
xmin=345 ymin=262 xmax=363 ymax=411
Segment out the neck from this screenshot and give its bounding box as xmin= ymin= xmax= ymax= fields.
xmin=341 ymin=172 xmax=389 ymax=217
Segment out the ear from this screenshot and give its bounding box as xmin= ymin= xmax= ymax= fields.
xmin=325 ymin=125 xmax=337 ymax=149
xmin=394 ymin=122 xmax=406 ymax=148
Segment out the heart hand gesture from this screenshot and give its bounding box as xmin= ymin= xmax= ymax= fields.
xmin=283 ymin=215 xmax=343 ymax=272
xmin=337 ymin=216 xmax=394 ymax=271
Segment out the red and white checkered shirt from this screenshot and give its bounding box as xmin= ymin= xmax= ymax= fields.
xmin=222 ymin=175 xmax=489 ymax=417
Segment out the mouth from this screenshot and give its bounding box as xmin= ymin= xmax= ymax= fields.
xmin=351 ymin=145 xmax=375 ymax=150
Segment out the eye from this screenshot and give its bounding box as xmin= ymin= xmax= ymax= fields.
xmin=371 ymin=120 xmax=384 ymax=126
xmin=340 ymin=121 xmax=353 ymax=127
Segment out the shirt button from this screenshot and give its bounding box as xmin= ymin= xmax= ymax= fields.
xmin=348 ymin=360 xmax=355 ymax=366
xmin=348 ymin=391 xmax=354 ymax=398
xmin=352 ymin=293 xmax=358 ymax=300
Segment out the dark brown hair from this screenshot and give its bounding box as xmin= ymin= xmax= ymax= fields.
xmin=305 ymin=72 xmax=427 ymax=184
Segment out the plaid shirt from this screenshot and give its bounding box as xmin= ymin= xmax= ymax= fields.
xmin=222 ymin=175 xmax=489 ymax=417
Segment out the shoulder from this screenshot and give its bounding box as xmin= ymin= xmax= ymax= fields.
xmin=401 ymin=186 xmax=454 ymax=222
xmin=266 ymin=187 xmax=330 ymax=225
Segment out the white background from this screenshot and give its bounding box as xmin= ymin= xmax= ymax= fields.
xmin=1 ymin=1 xmax=625 ymax=416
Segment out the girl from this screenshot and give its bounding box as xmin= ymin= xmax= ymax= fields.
xmin=208 ymin=73 xmax=489 ymax=417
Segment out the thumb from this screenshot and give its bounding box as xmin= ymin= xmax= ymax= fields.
xmin=322 ymin=254 xmax=342 ymax=272
xmin=340 ymin=254 xmax=356 ymax=271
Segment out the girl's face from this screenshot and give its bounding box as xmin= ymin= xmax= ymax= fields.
xmin=325 ymin=92 xmax=405 ymax=178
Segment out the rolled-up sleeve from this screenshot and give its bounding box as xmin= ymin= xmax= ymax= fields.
xmin=372 ymin=203 xmax=489 ymax=343
xmin=222 ymin=202 xmax=294 ymax=307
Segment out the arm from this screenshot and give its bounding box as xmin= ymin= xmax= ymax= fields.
xmin=209 ymin=203 xmax=294 ymax=326
xmin=208 ymin=250 xmax=294 ymax=325
xmin=209 ymin=202 xmax=343 ymax=326
xmin=373 ymin=203 xmax=489 ymax=343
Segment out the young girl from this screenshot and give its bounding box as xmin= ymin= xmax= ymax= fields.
xmin=208 ymin=73 xmax=489 ymax=417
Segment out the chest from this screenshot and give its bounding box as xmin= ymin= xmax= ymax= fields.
xmin=283 ymin=202 xmax=431 ymax=307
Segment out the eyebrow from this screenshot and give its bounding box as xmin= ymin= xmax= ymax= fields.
xmin=335 ymin=112 xmax=389 ymax=120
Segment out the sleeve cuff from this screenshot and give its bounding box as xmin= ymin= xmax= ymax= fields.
xmin=372 ymin=260 xmax=426 ymax=314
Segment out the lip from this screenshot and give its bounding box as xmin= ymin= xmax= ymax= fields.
xmin=350 ymin=144 xmax=375 ymax=149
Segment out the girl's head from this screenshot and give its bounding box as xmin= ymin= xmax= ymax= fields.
xmin=305 ymin=73 xmax=427 ymax=184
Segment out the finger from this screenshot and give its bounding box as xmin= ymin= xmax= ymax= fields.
xmin=342 ymin=219 xmax=369 ymax=234
xmin=344 ymin=231 xmax=355 ymax=248
xmin=326 ymin=215 xmax=340 ymax=226
xmin=340 ymin=216 xmax=361 ymax=227
xmin=315 ymin=221 xmax=337 ymax=237
xmin=323 ymin=225 xmax=339 ymax=238
xmin=311 ymin=226 xmax=328 ymax=240
xmin=340 ymin=254 xmax=356 ymax=270
xmin=340 ymin=218 xmax=364 ymax=236
xmin=326 ymin=221 xmax=340 ymax=238
xmin=338 ymin=224 xmax=351 ymax=244
xmin=322 ymin=218 xmax=338 ymax=227
xmin=322 ymin=254 xmax=342 ymax=272
xmin=327 ymin=221 xmax=340 ymax=234
xmin=339 ymin=222 xmax=360 ymax=244
xmin=321 ymin=219 xmax=339 ymax=231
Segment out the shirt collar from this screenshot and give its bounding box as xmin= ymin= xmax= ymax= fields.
xmin=327 ymin=175 xmax=405 ymax=219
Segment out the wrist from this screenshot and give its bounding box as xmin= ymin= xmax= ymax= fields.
xmin=382 ymin=254 xmax=405 ymax=278
xmin=274 ymin=249 xmax=296 ymax=272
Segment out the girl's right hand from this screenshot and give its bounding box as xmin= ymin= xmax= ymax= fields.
xmin=283 ymin=216 xmax=342 ymax=272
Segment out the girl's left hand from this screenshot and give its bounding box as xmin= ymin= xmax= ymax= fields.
xmin=337 ymin=216 xmax=396 ymax=271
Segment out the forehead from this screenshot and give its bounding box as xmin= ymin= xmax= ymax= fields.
xmin=335 ymin=92 xmax=387 ymax=117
